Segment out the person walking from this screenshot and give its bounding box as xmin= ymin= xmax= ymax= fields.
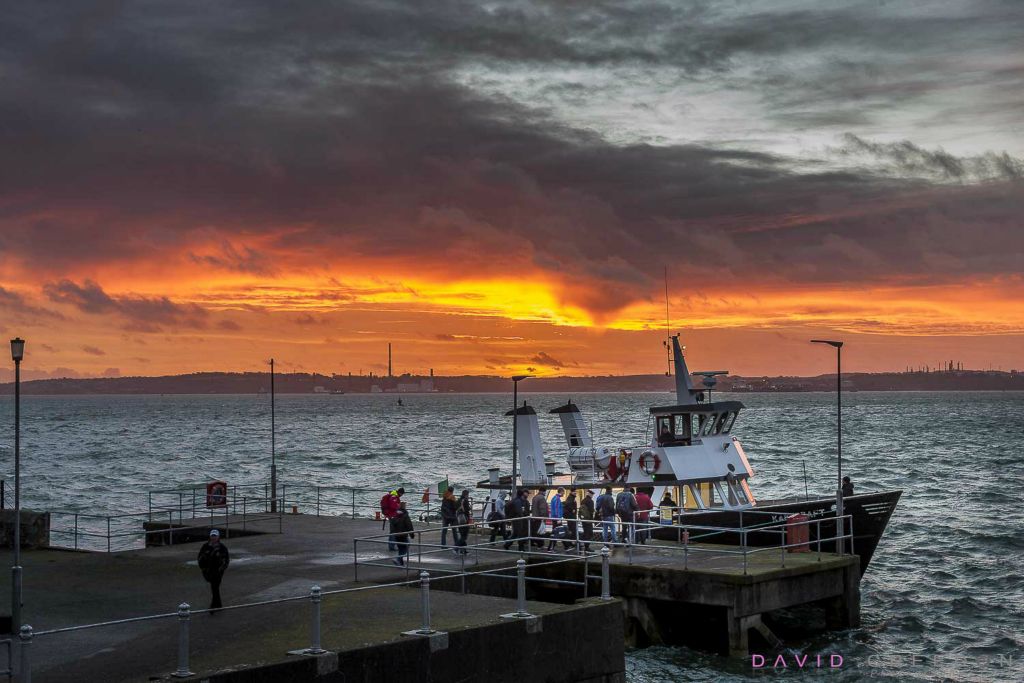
xmin=389 ymin=501 xmax=415 ymax=566
xmin=546 ymin=488 xmax=565 ymax=551
xmin=530 ymin=490 xmax=549 ymax=548
xmin=505 ymin=489 xmax=530 ymax=552
xmin=635 ymin=488 xmax=654 ymax=544
xmin=380 ymin=487 xmax=404 ymax=551
xmin=440 ymin=486 xmax=458 ymax=548
xmin=488 ymin=491 xmax=510 ymax=545
xmin=595 ymin=486 xmax=617 ymax=545
xmin=197 ymin=529 xmax=230 ymax=611
xmin=615 ymin=487 xmax=639 ymax=545
xmin=455 ymin=489 xmax=472 ymax=554
xmin=561 ymin=489 xmax=579 ymax=551
xmin=578 ymin=490 xmax=595 ymax=552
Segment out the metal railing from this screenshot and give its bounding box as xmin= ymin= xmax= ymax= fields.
xmin=12 ymin=543 xmax=612 ymax=681
xmin=354 ymin=509 xmax=855 ymax=579
xmin=147 ymin=482 xmax=445 ymax=522
xmin=46 ymin=496 xmax=285 ymax=553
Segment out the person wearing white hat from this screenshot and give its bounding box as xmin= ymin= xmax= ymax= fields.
xmin=197 ymin=529 xmax=230 ymax=610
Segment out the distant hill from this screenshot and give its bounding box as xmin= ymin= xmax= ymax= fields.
xmin=0 ymin=369 xmax=1021 ymax=395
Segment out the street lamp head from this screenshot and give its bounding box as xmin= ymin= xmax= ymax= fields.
xmin=10 ymin=338 xmax=25 ymax=362
xmin=511 ymin=374 xmax=532 ymax=382
xmin=811 ymin=339 xmax=843 ymax=349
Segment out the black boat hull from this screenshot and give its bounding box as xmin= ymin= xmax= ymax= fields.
xmin=657 ymin=490 xmax=902 ymax=575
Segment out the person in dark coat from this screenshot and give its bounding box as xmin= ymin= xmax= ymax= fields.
xmin=440 ymin=486 xmax=458 ymax=548
xmin=842 ymin=476 xmax=854 ymax=497
xmin=561 ymin=490 xmax=579 ymax=551
xmin=454 ymin=489 xmax=472 ymax=554
xmin=578 ymin=490 xmax=595 ymax=552
xmin=197 ymin=529 xmax=230 ymax=610
xmin=389 ymin=502 xmax=416 ymax=566
xmin=504 ymin=489 xmax=529 ymax=552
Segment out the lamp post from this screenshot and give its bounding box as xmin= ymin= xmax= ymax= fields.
xmin=10 ymin=337 xmax=25 ymax=632
xmin=270 ymin=358 xmax=277 ymax=513
xmin=811 ymin=339 xmax=844 ymax=553
xmin=510 ymin=375 xmax=531 ymax=494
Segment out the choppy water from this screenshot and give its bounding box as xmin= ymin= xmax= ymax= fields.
xmin=1 ymin=391 xmax=1022 ymax=682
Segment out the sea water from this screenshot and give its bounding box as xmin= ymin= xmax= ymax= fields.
xmin=1 ymin=391 xmax=1021 ymax=682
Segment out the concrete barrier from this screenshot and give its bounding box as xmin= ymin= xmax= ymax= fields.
xmin=0 ymin=510 xmax=50 ymax=549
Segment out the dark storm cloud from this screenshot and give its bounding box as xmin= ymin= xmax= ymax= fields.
xmin=44 ymin=279 xmax=209 ymax=330
xmin=1 ymin=1 xmax=1022 ymax=313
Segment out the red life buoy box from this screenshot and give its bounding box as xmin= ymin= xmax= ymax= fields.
xmin=786 ymin=513 xmax=810 ymax=552
xmin=206 ymin=480 xmax=228 ymax=508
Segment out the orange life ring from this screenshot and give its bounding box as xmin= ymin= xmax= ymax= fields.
xmin=638 ymin=451 xmax=660 ymax=476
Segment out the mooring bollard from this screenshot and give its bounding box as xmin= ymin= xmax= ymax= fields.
xmin=19 ymin=625 xmax=32 ymax=683
xmin=305 ymin=585 xmax=326 ymax=655
xmin=172 ymin=603 xmax=193 ymax=678
xmin=417 ymin=571 xmax=434 ymax=634
xmin=601 ymin=545 xmax=611 ymax=600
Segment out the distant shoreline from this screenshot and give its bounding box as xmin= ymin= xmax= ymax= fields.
xmin=1 ymin=369 xmax=1021 ymax=395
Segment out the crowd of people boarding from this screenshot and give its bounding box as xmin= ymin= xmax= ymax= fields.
xmin=379 ymin=484 xmax=681 ymax=566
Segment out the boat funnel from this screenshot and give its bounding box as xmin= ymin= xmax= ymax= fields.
xmin=506 ymin=404 xmax=546 ymax=486
xmin=487 ymin=467 xmax=500 ymax=486
xmin=671 ymin=335 xmax=700 ymax=405
xmin=549 ymin=400 xmax=592 ymax=447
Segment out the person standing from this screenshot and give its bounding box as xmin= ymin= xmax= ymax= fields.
xmin=389 ymin=501 xmax=415 ymax=566
xmin=530 ymin=490 xmax=549 ymax=548
xmin=440 ymin=486 xmax=457 ymax=548
xmin=658 ymin=490 xmax=677 ymax=525
xmin=561 ymin=489 xmax=578 ymax=551
xmin=578 ymin=490 xmax=595 ymax=552
xmin=635 ymin=488 xmax=654 ymax=544
xmin=455 ymin=489 xmax=472 ymax=554
xmin=595 ymin=486 xmax=617 ymax=544
xmin=197 ymin=529 xmax=230 ymax=611
xmin=842 ymin=476 xmax=854 ymax=497
xmin=615 ymin=487 xmax=639 ymax=545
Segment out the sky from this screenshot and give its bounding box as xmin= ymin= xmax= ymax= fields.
xmin=1 ymin=1 xmax=1022 ymax=381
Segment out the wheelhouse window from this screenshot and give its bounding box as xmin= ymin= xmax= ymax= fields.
xmin=719 ymin=411 xmax=737 ymax=433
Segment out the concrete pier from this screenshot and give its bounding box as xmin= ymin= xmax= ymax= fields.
xmin=4 ymin=515 xmax=624 ymax=682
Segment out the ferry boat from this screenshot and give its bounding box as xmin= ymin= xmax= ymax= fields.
xmin=480 ymin=336 xmax=901 ymax=575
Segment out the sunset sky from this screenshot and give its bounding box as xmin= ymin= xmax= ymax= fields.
xmin=1 ymin=1 xmax=1022 ymax=381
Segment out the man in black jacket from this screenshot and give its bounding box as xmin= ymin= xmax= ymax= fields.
xmin=389 ymin=502 xmax=415 ymax=566
xmin=504 ymin=489 xmax=529 ymax=552
xmin=197 ymin=529 xmax=230 ymax=610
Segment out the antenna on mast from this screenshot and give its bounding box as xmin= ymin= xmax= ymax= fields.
xmin=664 ymin=266 xmax=672 ymax=376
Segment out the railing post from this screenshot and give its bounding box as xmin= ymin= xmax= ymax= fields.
xmin=502 ymin=558 xmax=534 ymax=618
xmin=172 ymin=603 xmax=193 ymax=678
xmin=817 ymin=518 xmax=822 ymax=561
xmin=304 ymin=586 xmax=326 ymax=655
xmin=316 ymin=487 xmax=321 ymax=518
xmin=106 ymin=516 xmax=111 ymax=553
xmin=351 ymin=490 xmax=356 ymax=518
xmin=74 ymin=514 xmax=79 ymax=551
xmin=242 ymin=497 xmax=247 ymax=531
xmin=19 ymin=625 xmax=32 ymax=683
xmin=417 ymin=571 xmax=434 ymax=635
xmin=353 ymin=539 xmax=358 ymax=582
xmin=742 ymin=529 xmax=748 ymax=575
xmin=601 ymin=545 xmax=611 ymax=600
xmin=167 ymin=510 xmax=173 ymax=546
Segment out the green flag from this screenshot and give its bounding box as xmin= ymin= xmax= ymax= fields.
xmin=436 ymin=478 xmax=449 ymax=495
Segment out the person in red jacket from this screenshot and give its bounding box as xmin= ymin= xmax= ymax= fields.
xmin=381 ymin=488 xmax=405 ymax=550
xmin=635 ymin=489 xmax=655 ymax=544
